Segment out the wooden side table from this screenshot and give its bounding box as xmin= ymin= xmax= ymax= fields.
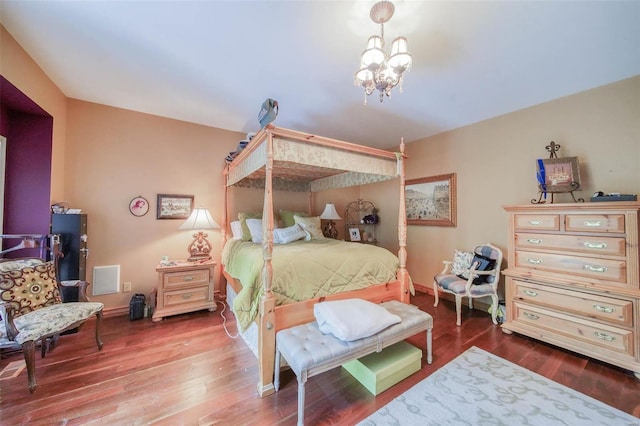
xmin=152 ymin=260 xmax=216 ymax=322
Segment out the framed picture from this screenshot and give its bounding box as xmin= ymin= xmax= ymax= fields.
xmin=406 ymin=173 xmax=457 ymax=227
xmin=129 ymin=196 xmax=149 ymax=217
xmin=156 ymin=194 xmax=194 ymax=220
xmin=538 ymin=157 xmax=580 ymax=192
xmin=349 ymin=228 xmax=361 ymax=242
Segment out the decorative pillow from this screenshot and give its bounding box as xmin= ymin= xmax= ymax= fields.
xmin=314 ymin=298 xmax=401 ymax=342
xmin=451 ymin=250 xmax=473 ymax=276
xmin=245 ymin=218 xmax=263 ymax=244
xmin=238 ymin=212 xmax=262 ymax=241
xmin=0 ymin=261 xmax=61 ymax=318
xmin=459 ymin=254 xmax=496 ymax=285
xmin=280 ymin=209 xmax=308 ymax=228
xmin=273 ymin=224 xmax=306 ymax=245
xmin=294 ymin=215 xmax=325 ymax=240
xmin=230 ymin=220 xmax=243 ymax=240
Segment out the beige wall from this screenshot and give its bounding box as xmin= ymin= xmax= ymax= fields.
xmin=1 ymin=26 xmax=67 ymax=201
xmin=369 ymin=76 xmax=639 ymax=294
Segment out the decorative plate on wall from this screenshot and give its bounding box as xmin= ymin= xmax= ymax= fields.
xmin=129 ymin=196 xmax=149 ymax=217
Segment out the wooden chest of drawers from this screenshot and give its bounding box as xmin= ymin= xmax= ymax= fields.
xmin=502 ymin=202 xmax=640 ymax=379
xmin=152 ymin=261 xmax=216 ymax=322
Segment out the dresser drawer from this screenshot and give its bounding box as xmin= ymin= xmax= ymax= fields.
xmin=512 ymin=302 xmax=634 ymax=356
xmin=515 ymin=250 xmax=626 ymax=283
xmin=163 ymin=269 xmax=210 ymax=290
xmin=565 ymin=214 xmax=625 ymax=233
xmin=512 ymin=280 xmax=633 ymax=327
xmin=514 ymin=214 xmax=559 ymax=231
xmin=515 ymin=232 xmax=626 ymax=256
xmin=164 ymin=286 xmax=210 ymax=308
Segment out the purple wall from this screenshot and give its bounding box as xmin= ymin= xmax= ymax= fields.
xmin=0 ymin=75 xmax=53 ymax=243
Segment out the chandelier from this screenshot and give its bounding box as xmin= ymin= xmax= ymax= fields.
xmin=354 ymin=1 xmax=412 ymax=103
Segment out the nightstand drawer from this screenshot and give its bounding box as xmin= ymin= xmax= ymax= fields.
xmin=565 ymin=214 xmax=625 ymax=233
xmin=514 ymin=214 xmax=560 ymax=231
xmin=512 ymin=280 xmax=633 ymax=327
xmin=515 ymin=250 xmax=626 ymax=283
xmin=515 ymin=232 xmax=626 ymax=256
xmin=163 ymin=269 xmax=210 ymax=290
xmin=512 ymin=302 xmax=634 ymax=356
xmin=164 ymin=286 xmax=210 ymax=308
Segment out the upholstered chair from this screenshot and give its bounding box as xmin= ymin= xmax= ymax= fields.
xmin=433 ymin=243 xmax=503 ymax=326
xmin=0 ymin=258 xmax=104 ymax=393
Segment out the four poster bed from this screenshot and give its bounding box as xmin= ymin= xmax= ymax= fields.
xmin=222 ymin=125 xmax=411 ymax=397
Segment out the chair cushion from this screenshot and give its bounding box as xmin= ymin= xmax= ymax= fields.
xmin=434 ymin=274 xmax=468 ymax=294
xmin=0 ymin=261 xmax=62 ymax=317
xmin=12 ymin=302 xmax=103 ymax=344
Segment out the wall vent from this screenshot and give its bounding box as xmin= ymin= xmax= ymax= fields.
xmin=92 ymin=265 xmax=120 ymax=295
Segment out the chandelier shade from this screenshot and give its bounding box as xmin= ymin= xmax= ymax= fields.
xmin=354 ymin=1 xmax=412 ymax=103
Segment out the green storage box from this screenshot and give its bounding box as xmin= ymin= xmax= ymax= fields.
xmin=342 ymin=341 xmax=422 ymax=395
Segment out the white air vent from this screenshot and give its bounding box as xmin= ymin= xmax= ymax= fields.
xmin=92 ymin=265 xmax=120 ymax=295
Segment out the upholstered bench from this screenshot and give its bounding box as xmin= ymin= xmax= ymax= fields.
xmin=274 ymin=300 xmax=433 ymax=426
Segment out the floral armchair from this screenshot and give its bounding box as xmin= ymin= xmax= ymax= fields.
xmin=0 ymin=251 xmax=104 ymax=393
xmin=433 ymin=243 xmax=503 ymax=326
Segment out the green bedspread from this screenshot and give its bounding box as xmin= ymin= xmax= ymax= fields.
xmin=222 ymin=238 xmax=401 ymax=331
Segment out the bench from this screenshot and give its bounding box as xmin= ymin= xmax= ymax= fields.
xmin=274 ymin=300 xmax=433 ymax=426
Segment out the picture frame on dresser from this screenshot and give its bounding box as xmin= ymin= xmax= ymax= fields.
xmin=406 ymin=173 xmax=456 ymax=227
xmin=156 ymin=194 xmax=194 ymax=220
xmin=539 ymin=157 xmax=581 ymax=192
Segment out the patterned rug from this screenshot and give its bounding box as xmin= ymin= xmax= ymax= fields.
xmin=358 ymin=346 xmax=638 ymax=425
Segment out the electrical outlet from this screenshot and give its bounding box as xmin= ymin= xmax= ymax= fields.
xmin=123 ymin=282 xmax=132 ymax=292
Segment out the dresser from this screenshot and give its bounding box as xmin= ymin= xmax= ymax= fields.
xmin=152 ymin=261 xmax=216 ymax=322
xmin=502 ymin=202 xmax=640 ymax=379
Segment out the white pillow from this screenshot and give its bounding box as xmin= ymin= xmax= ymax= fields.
xmin=273 ymin=224 xmax=306 ymax=245
xmin=245 ymin=218 xmax=263 ymax=244
xmin=314 ymin=298 xmax=401 ymax=342
xmin=230 ymin=220 xmax=243 ymax=240
xmin=294 ymin=215 xmax=325 ymax=240
xmin=451 ymin=249 xmax=473 ymax=275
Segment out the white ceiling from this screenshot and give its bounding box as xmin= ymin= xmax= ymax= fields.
xmin=1 ymin=1 xmax=638 ymax=149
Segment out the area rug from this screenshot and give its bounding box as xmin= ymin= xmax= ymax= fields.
xmin=358 ymin=346 xmax=638 ymax=425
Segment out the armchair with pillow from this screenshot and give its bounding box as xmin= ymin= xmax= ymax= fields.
xmin=0 ymin=238 xmax=104 ymax=393
xmin=433 ymin=243 xmax=503 ymax=326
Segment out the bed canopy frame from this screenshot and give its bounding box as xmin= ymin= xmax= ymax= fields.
xmin=223 ymin=125 xmax=410 ymax=397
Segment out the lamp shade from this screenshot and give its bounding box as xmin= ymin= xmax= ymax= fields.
xmin=320 ymin=203 xmax=342 ymax=220
xmin=178 ymin=207 xmax=220 ymax=230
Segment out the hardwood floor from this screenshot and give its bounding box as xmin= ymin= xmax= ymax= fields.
xmin=1 ymin=292 xmax=639 ymax=425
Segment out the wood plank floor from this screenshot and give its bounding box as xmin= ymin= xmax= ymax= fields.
xmin=1 ymin=292 xmax=639 ymax=425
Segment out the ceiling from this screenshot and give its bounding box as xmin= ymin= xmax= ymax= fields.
xmin=1 ymin=1 xmax=638 ymax=149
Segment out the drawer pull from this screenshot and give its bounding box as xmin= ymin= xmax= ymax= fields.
xmin=181 ymin=293 xmax=192 ymax=300
xmin=594 ymin=331 xmax=615 ymax=341
xmin=523 ymin=290 xmax=538 ymax=297
xmin=527 ymin=258 xmax=543 ymax=265
xmin=529 ymin=220 xmax=543 ymax=225
xmin=584 ymin=220 xmax=602 ymax=227
xmin=584 ymin=264 xmax=607 ymax=273
xmin=183 ymin=276 xmax=194 ymax=282
xmin=584 ymin=242 xmax=607 ymax=249
xmin=593 ymin=304 xmax=615 ymax=313
xmin=526 ymin=238 xmax=542 ymax=244
xmin=523 ymin=312 xmax=539 ymax=320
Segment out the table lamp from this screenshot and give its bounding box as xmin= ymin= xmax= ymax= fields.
xmin=320 ymin=203 xmax=341 ymax=239
xmin=178 ymin=207 xmax=220 ymax=261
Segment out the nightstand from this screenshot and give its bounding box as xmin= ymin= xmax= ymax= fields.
xmin=152 ymin=260 xmax=216 ymax=322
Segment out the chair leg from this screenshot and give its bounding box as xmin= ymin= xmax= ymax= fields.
xmin=23 ymin=340 xmax=37 ymax=393
xmin=95 ymin=310 xmax=104 ymax=350
xmin=469 ymin=297 xmax=474 ymax=310
xmin=490 ymin=294 xmax=499 ymax=325
xmin=433 ymin=281 xmax=439 ymax=307
xmin=455 ymin=295 xmax=462 ymax=326
xmin=40 ymin=337 xmax=47 ymax=358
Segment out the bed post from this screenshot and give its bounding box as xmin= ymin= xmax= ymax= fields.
xmin=397 ymin=138 xmax=410 ymax=303
xmin=257 ymin=128 xmax=276 ymax=397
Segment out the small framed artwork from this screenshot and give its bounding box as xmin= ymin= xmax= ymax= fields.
xmin=349 ymin=228 xmax=361 ymax=242
xmin=538 ymin=157 xmax=581 ymax=192
xmin=406 ymin=173 xmax=457 ymax=227
xmin=156 ymin=194 xmax=194 ymax=220
xmin=129 ymin=196 xmax=149 ymax=217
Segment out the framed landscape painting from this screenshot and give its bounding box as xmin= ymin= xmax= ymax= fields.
xmin=405 ymin=173 xmax=457 ymax=227
xmin=156 ymin=194 xmax=194 ymax=220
